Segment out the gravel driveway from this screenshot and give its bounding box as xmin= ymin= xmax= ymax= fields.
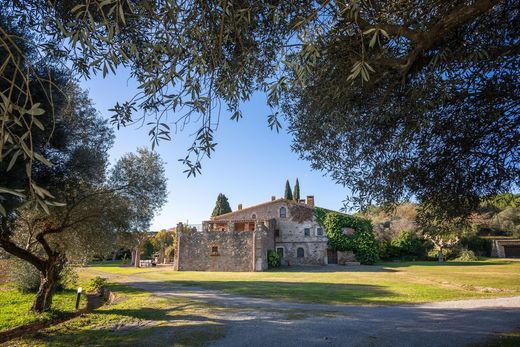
xmin=89 ymin=270 xmax=520 ymax=347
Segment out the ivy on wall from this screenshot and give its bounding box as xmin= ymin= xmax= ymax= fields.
xmin=289 ymin=204 xmax=314 ymax=223
xmin=315 ymin=207 xmax=379 ymax=265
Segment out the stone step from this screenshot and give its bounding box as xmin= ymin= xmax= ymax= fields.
xmin=343 ymin=261 xmax=361 ymax=266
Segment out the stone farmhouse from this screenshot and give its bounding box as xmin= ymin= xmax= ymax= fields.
xmin=174 ymin=196 xmax=357 ymax=272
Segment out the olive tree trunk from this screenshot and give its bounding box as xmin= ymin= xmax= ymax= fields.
xmin=31 ymin=256 xmax=64 ymax=313
xmin=134 ymin=248 xmax=141 ymax=268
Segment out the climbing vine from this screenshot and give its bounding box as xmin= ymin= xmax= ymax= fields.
xmin=315 ymin=208 xmax=379 ymax=265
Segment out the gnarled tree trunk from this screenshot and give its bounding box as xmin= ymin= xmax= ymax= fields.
xmin=31 ymin=255 xmax=64 ymax=313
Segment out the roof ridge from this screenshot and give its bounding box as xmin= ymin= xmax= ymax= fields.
xmin=211 ymin=198 xmax=314 ymax=219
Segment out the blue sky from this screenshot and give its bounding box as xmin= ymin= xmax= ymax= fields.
xmin=80 ymin=71 xmax=352 ymax=230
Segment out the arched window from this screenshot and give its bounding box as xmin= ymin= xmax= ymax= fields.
xmin=279 ymin=207 xmax=286 ymax=218
xmin=297 ymin=247 xmax=304 ymax=258
xmin=251 ymin=214 xmax=256 ymax=219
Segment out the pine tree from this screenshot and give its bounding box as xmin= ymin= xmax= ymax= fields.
xmin=212 ymin=193 xmax=232 ymax=217
xmin=284 ymin=180 xmax=293 ymax=200
xmin=293 ymin=178 xmax=300 ymax=201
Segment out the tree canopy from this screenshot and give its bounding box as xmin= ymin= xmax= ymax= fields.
xmin=283 ymin=0 xmax=518 ymax=218
xmin=1 ymin=0 xmax=518 ymax=219
xmin=293 ymin=178 xmax=301 ymax=201
xmin=284 ymin=180 xmax=293 ymax=200
xmin=0 ymin=82 xmax=121 ymax=312
xmin=212 ymin=193 xmax=232 ymax=217
xmin=110 ymin=148 xmax=168 ymax=233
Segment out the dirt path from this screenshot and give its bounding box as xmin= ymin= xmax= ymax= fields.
xmin=88 ymin=269 xmax=520 ymax=347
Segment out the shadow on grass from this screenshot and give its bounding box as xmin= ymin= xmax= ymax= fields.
xmin=25 ymin=322 xmax=226 ymax=347
xmin=380 ymin=260 xmax=514 ymax=267
xmin=94 ymin=305 xmax=206 ymax=322
xmin=269 ymin=264 xmax=397 ymax=273
xmin=124 ymin=280 xmax=400 ymax=305
xmin=21 ymin=306 xmax=520 ymax=347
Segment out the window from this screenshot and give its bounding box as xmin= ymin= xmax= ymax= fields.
xmin=276 ymin=247 xmax=284 ymax=258
xmin=275 ymin=229 xmax=280 ymax=237
xmin=297 ymin=247 xmax=305 ymax=258
xmin=342 ymin=227 xmax=355 ymax=235
xmin=317 ymin=228 xmax=324 ymax=236
xmin=251 ymin=214 xmax=256 ymax=219
xmin=279 ymin=207 xmax=286 ymax=218
xmin=304 ymin=228 xmax=310 ymax=236
xmin=210 ymin=246 xmax=219 ymax=256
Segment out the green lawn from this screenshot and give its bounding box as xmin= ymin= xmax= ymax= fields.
xmin=10 ymin=283 xmax=226 ymax=347
xmin=86 ymin=259 xmax=520 ymax=305
xmin=0 ymin=285 xmax=85 ymax=332
xmin=4 ymin=260 xmax=519 ymax=346
xmin=476 ymin=331 xmax=520 ymax=347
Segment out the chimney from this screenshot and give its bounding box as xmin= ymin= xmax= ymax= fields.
xmin=271 ymin=196 xmax=276 ymax=201
xmin=306 ymin=196 xmax=315 ymax=207
xmin=238 ymin=204 xmax=243 ymax=210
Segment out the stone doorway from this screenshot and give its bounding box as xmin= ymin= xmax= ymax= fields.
xmin=327 ymin=249 xmax=338 ymax=264
xmin=504 ymin=245 xmax=520 ymax=258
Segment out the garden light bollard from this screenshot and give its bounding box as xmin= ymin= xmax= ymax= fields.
xmin=75 ymin=287 xmax=82 ymax=311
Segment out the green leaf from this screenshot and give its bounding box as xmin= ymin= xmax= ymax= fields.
xmin=7 ymin=150 xmax=21 ymax=171
xmin=34 ymin=152 xmax=53 ymax=167
xmin=32 ymin=117 xmax=45 ymax=130
xmin=0 ymin=187 xmax=25 ymax=198
xmin=27 ymin=103 xmax=45 ymax=116
xmin=369 ymin=31 xmax=378 ymax=48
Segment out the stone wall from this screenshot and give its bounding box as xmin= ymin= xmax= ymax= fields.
xmin=491 ymin=239 xmax=520 ymax=258
xmin=213 ymin=199 xmax=330 ymax=266
xmin=201 ymin=198 xmax=360 ymax=268
xmin=276 ymin=241 xmax=328 ymax=266
xmin=175 ymin=230 xmax=254 ymax=271
xmin=175 ymin=223 xmax=274 ymax=272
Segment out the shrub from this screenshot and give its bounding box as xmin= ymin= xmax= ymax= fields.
xmin=377 ymin=239 xmax=395 ymax=259
xmin=386 ymin=230 xmax=428 ymax=260
xmin=9 ymin=259 xmax=41 ymax=292
xmin=56 ymin=264 xmax=79 ymax=291
xmin=353 ymin=229 xmax=379 ymax=264
xmin=454 ymin=249 xmax=479 ymax=262
xmin=86 ymin=276 xmax=108 ymax=295
xmin=427 ymin=247 xmax=457 ymax=260
xmin=267 ymin=250 xmax=281 ymax=268
xmin=460 ymin=236 xmax=492 ymax=257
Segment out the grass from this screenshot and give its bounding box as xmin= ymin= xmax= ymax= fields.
xmin=475 ymin=331 xmax=520 ymax=347
xmin=0 ymin=284 xmax=86 ymax=332
xmin=11 ymin=283 xmax=227 ymax=347
xmin=86 ymin=258 xmax=520 ymax=305
xmin=4 ymin=259 xmax=519 ymax=345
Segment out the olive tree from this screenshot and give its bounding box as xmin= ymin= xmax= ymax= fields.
xmin=151 ymin=229 xmax=175 ymax=264
xmin=0 ymin=84 xmax=121 ymax=312
xmin=1 ymin=1 xmax=517 ymax=222
xmin=110 ymin=148 xmax=168 ymax=268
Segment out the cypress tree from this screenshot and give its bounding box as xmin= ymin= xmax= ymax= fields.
xmin=293 ymin=178 xmax=300 ymax=201
xmin=212 ymin=193 xmax=232 ymax=216
xmin=284 ymin=180 xmax=293 ymax=200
